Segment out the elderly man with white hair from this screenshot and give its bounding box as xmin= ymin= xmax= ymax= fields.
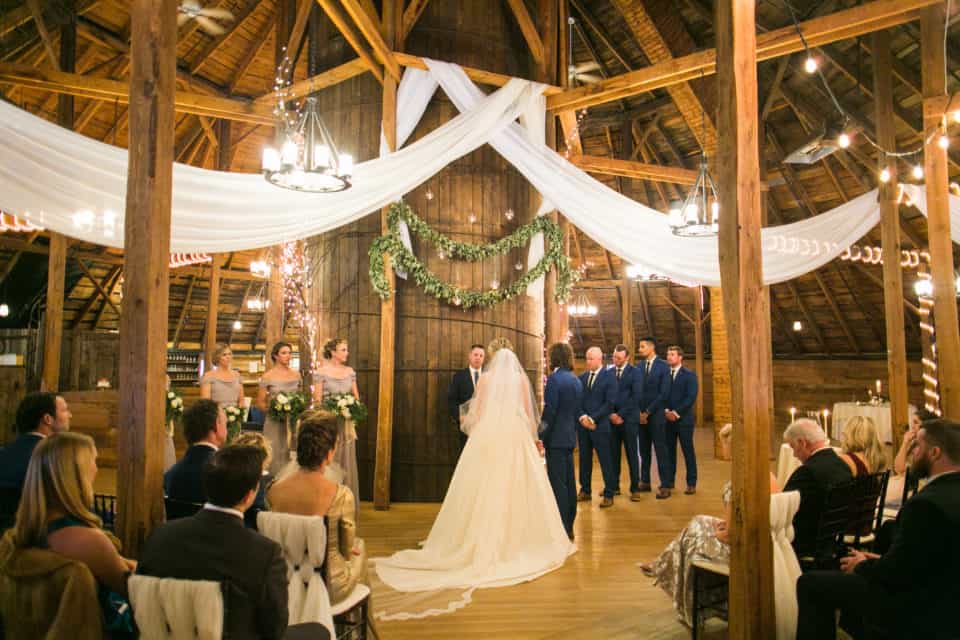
xmin=783 ymin=418 xmax=853 ymax=558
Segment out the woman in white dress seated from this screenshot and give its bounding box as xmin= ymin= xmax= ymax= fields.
xmin=374 ymin=338 xmax=575 ymax=597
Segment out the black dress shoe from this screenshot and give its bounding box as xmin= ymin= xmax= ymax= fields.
xmin=656 ymin=488 xmax=672 ymax=500
xmin=577 ymin=491 xmax=592 ymax=502
xmin=637 ymin=483 xmax=652 ymax=492
xmin=614 ymin=489 xmax=621 ymax=496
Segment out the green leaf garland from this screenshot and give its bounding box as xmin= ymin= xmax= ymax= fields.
xmin=369 ymin=202 xmax=577 ymax=309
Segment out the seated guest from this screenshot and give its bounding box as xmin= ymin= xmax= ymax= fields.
xmin=0 ymin=393 xmax=71 ymax=506
xmin=639 ymin=424 xmax=780 ymax=627
xmin=0 ymin=432 xmax=135 ymax=638
xmin=139 ymin=446 xmax=294 ymax=640
xmin=232 ymin=431 xmax=273 ymax=528
xmin=796 ymin=419 xmax=960 ymax=640
xmin=268 ymin=410 xmax=367 ymax=605
xmin=838 ymin=416 xmax=888 ymax=477
xmin=783 ymin=419 xmax=853 ymax=558
xmin=164 ymin=399 xmax=226 ymax=505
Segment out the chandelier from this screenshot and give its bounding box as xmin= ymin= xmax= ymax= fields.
xmin=626 ymin=264 xmax=669 ymax=282
xmin=261 ymin=97 xmax=353 ymax=193
xmin=668 ymin=153 xmax=720 ymax=237
xmin=567 ymin=291 xmax=598 ymax=317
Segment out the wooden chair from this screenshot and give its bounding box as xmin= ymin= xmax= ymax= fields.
xmin=164 ymin=497 xmax=203 ymax=521
xmin=798 ymin=478 xmax=859 ymax=572
xmin=93 ymin=494 xmax=117 ymax=532
xmin=842 ymin=470 xmax=890 ymax=551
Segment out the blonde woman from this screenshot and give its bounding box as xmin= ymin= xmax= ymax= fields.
xmin=0 ymin=432 xmax=136 ymax=636
xmin=200 ymin=344 xmax=244 ymax=409
xmin=839 ymin=416 xmax=887 ymax=477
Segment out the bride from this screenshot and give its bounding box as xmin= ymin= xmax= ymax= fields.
xmin=374 ymin=337 xmax=576 ymax=595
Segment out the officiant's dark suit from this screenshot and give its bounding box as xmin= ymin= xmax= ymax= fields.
xmin=541 ymin=362 xmax=583 ymax=537
xmin=578 ymin=360 xmax=618 ymax=502
xmin=447 ymin=366 xmax=480 ymax=454
xmin=631 ymin=351 xmax=671 ymax=493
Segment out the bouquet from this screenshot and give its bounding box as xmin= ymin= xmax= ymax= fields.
xmin=224 ymin=405 xmax=244 ymax=443
xmin=269 ymin=391 xmax=308 ymax=421
xmin=165 ymin=390 xmax=184 ymax=423
xmin=323 ymin=392 xmax=368 ymax=424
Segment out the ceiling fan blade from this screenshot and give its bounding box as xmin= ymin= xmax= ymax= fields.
xmin=576 ymin=73 xmax=603 ymax=84
xmin=199 ymin=8 xmax=235 ymax=21
xmin=179 ymin=0 xmax=201 ymax=12
xmin=177 ymin=13 xmax=192 ymax=26
xmin=195 ymin=15 xmax=226 ymax=35
xmin=574 ymin=61 xmax=600 ymax=73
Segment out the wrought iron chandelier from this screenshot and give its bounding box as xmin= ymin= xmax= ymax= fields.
xmin=626 ymin=264 xmax=669 ymax=282
xmin=668 ymin=153 xmax=720 ymax=237
xmin=567 ymin=291 xmax=598 ymax=317
xmin=261 ymin=97 xmax=353 ymax=193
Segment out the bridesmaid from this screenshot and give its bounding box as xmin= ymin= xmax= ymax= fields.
xmin=200 ymin=344 xmax=244 ymax=409
xmin=256 ymin=341 xmax=301 ymax=476
xmin=163 ymin=375 xmax=177 ymax=472
xmin=313 ymin=337 xmax=360 ymax=521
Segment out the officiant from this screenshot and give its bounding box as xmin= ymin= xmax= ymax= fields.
xmin=448 ymin=344 xmax=486 ymax=455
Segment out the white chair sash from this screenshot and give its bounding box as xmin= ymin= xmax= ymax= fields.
xmin=770 ymin=490 xmax=802 ymax=640
xmin=128 ymin=575 xmax=223 ymax=640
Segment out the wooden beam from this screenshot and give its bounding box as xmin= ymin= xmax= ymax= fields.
xmin=74 ymin=259 xmax=121 ymax=317
xmin=873 ymin=29 xmax=910 ymax=450
xmin=91 ymin=268 xmax=122 ymax=329
xmin=340 ymin=0 xmax=402 ymax=82
xmin=568 ymin=154 xmax=699 ymax=185
xmin=116 ymin=0 xmax=176 ymax=557
xmin=41 ymin=234 xmax=68 ymax=392
xmin=506 ymin=0 xmax=545 ymax=70
xmin=262 ymin=57 xmax=367 ymax=102
xmin=228 ymin=13 xmax=276 ymax=94
xmin=620 ymin=276 xmax=635 ymax=351
xmin=204 ymin=255 xmax=222 ymax=371
xmin=0 ymin=231 xmax=41 ymax=285
xmin=570 ymin=0 xmax=632 ymax=72
xmin=0 ymin=63 xmax=276 ymax=124
xmin=316 ymin=0 xmax=383 ymax=84
xmin=547 ymin=0 xmax=941 ymax=112
xmin=770 ymin=288 xmax=805 ymax=354
xmin=636 ymin=281 xmax=655 ymax=337
xmin=392 ymin=51 xmax=563 ymax=94
xmin=399 ymin=0 xmax=430 ymax=43
xmin=229 ymin=279 xmax=255 ymax=345
xmin=71 ymin=265 xmax=120 ymax=329
xmin=189 ymin=0 xmax=262 ymax=74
xmin=922 ymin=6 xmax=960 ymax=418
xmin=172 ymin=273 xmax=198 ymax=347
xmin=25 ymin=0 xmax=61 ymax=71
xmin=716 ymin=1 xmax=774 ymax=637
xmin=813 ymin=270 xmax=859 ymax=353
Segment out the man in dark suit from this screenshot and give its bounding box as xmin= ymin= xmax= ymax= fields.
xmin=608 ymin=344 xmax=640 ymax=499
xmin=796 ymin=419 xmax=960 ymax=640
xmin=140 ymin=446 xmax=326 ymax=640
xmin=0 ymin=392 xmax=71 ymax=524
xmin=578 ymin=346 xmax=618 ymax=508
xmin=539 ymin=342 xmax=583 ymax=540
xmin=664 ymin=345 xmax=699 ymax=495
xmin=782 ymin=418 xmax=853 ymax=556
xmin=164 ymin=399 xmax=227 ymax=505
xmin=632 ymin=336 xmax=672 ymax=499
xmin=447 ymin=343 xmax=485 ymax=455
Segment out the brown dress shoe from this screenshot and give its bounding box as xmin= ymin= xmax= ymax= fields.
xmin=685 ymin=486 xmax=696 ymax=495
xmin=577 ymin=491 xmax=592 ymax=502
xmin=637 ymin=483 xmax=652 ymax=492
xmin=630 ymin=492 xmax=644 ymax=501
xmin=600 ymin=496 xmax=614 ymax=508
xmin=656 ymin=488 xmax=671 ymax=500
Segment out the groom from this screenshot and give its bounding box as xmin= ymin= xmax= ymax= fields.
xmin=539 ymin=342 xmax=582 ymax=541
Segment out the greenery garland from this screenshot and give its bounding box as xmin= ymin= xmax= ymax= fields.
xmin=369 ymin=202 xmax=577 ymax=309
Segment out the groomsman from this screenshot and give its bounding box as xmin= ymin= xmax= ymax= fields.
xmin=608 ymin=344 xmax=640 ymax=498
xmin=578 ymin=346 xmax=618 ymax=508
xmin=539 ymin=342 xmax=583 ymax=540
xmin=632 ymin=336 xmax=672 ymax=499
xmin=447 ymin=344 xmax=485 ymax=455
xmin=664 ymin=345 xmax=699 ymax=495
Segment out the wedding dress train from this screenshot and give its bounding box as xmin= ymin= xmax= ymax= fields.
xmin=373 ymin=348 xmax=575 ymax=617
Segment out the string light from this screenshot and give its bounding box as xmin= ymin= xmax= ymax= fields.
xmin=939 ymin=134 xmax=950 ymax=150
xmin=803 ymin=56 xmax=818 ymax=74
xmin=879 ymin=167 xmax=891 ymax=183
xmin=912 ymin=165 xmax=925 ymax=180
xmin=837 ymin=132 xmax=851 ymax=148
xmin=232 ymin=320 xmax=242 ymax=330
xmin=793 ymin=320 xmax=803 ymax=331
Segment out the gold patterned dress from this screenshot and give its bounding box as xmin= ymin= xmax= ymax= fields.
xmin=326 ymin=484 xmax=368 ymax=604
xmin=317 ymin=371 xmax=360 ymax=522
xmin=646 ymin=482 xmax=732 ymax=627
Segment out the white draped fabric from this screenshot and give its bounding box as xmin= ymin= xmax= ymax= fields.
xmin=128 ymin=575 xmax=224 ymax=640
xmin=770 ymin=490 xmax=802 ymax=640
xmin=2 ymin=61 xmax=960 ymax=285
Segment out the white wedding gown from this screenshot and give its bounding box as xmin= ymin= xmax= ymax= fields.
xmin=373 ymin=349 xmax=575 ymax=616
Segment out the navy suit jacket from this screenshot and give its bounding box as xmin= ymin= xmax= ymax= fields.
xmin=666 ymin=366 xmax=698 ymax=426
xmin=540 ymin=368 xmax=583 ymax=450
xmin=0 ymin=433 xmax=44 ymax=491
xmin=447 ymin=368 xmax=477 ymax=422
xmin=612 ymin=364 xmax=639 ymax=424
xmin=164 ymin=444 xmax=217 ymax=504
xmin=632 ymin=358 xmax=671 ymax=418
xmin=579 ymin=368 xmax=617 ymax=433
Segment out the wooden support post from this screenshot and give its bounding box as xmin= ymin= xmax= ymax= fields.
xmin=264 ymin=246 xmax=284 ymax=358
xmin=709 ymin=288 xmax=730 ymax=455
xmin=204 ymin=255 xmax=222 ymax=372
xmin=715 ymin=2 xmax=775 ymax=637
xmin=58 ymin=0 xmax=77 ymax=128
xmin=922 ymin=6 xmax=960 ymax=419
xmin=373 ymin=0 xmax=401 ymax=510
xmin=41 ymin=234 xmax=67 ymax=392
xmin=873 ymin=30 xmax=909 ymax=447
xmin=620 ymin=276 xmax=634 ymax=352
xmin=117 ymin=0 xmax=176 ymax=557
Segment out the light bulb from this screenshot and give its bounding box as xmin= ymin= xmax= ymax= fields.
xmin=793 ymin=320 xmax=802 ymax=332
xmin=262 ymin=148 xmax=281 ymax=172
xmin=955 ymin=273 xmax=960 ymax=296
xmin=280 ymin=139 xmax=298 ymax=165
xmin=313 ymin=144 xmax=330 ymax=169
xmin=339 ymin=153 xmax=353 ymax=176
xmin=879 ymin=167 xmax=891 ymax=183
xmin=914 ymin=278 xmax=933 ymax=297
xmin=710 ymin=201 xmax=720 ymax=221
xmin=425 ymin=189 xmax=434 ymax=201
xmin=684 ymin=203 xmax=699 ymax=224
xmin=490 ymin=279 xmax=500 ymax=291
xmin=668 ymin=207 xmax=683 ymax=228
xmin=939 ymin=135 xmax=950 ymax=150
xmin=233 ymin=320 xmax=242 ymax=330
xmin=505 ymin=208 xmax=515 ymax=221
xmin=468 ymin=213 xmax=477 ymax=224
xmin=837 ymin=132 xmax=851 ymax=148
xmin=0 ymin=303 xmax=8 ymax=318
xmin=515 ymin=262 xmax=523 ymax=271
xmin=912 ymin=165 xmax=924 ymax=180
xmin=953 ymin=110 xmax=960 ymax=124
xmin=804 ymin=56 xmax=818 ymax=74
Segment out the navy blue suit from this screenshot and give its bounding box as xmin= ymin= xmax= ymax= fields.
xmin=540 ymin=367 xmax=583 ymax=534
xmin=578 ymin=368 xmax=618 ymax=498
xmin=632 ymin=357 xmax=672 ymax=487
xmin=665 ymin=366 xmax=699 ymax=488
xmin=610 ymin=364 xmax=642 ymax=493
xmin=164 ymin=444 xmax=217 ymax=504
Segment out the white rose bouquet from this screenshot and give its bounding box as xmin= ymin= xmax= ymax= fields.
xmin=224 ymin=405 xmax=244 ymax=442
xmin=165 ymin=390 xmax=184 ymax=423
xmin=322 ymin=392 xmax=368 ymax=423
xmin=269 ymin=391 xmax=307 ymax=421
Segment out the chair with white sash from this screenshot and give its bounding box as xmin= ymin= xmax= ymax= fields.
xmin=128 ymin=575 xmax=224 ymax=640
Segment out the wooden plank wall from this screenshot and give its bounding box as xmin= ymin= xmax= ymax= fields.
xmin=0 ymin=367 xmax=26 ymax=445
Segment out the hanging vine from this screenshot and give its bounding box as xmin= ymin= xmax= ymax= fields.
xmin=369 ymin=201 xmax=576 ymax=309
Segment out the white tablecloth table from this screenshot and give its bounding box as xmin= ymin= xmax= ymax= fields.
xmin=775 ymin=444 xmax=843 ymax=489
xmin=832 ymin=402 xmax=893 ymax=443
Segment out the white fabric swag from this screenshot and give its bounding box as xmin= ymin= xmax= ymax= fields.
xmin=128 ymin=575 xmax=224 ymax=640
xmin=1 ymin=60 xmax=959 ymax=285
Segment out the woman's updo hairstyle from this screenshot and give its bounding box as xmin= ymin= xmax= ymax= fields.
xmin=270 ymin=341 xmax=293 ymax=363
xmin=296 ymin=409 xmax=339 ymax=470
xmin=323 ymin=337 xmax=347 ymax=360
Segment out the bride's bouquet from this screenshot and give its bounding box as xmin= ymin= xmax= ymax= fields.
xmin=269 ymin=391 xmax=308 ymax=421
xmin=323 ymin=392 xmax=368 ymax=423
xmin=224 ymin=405 xmax=244 ymax=442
